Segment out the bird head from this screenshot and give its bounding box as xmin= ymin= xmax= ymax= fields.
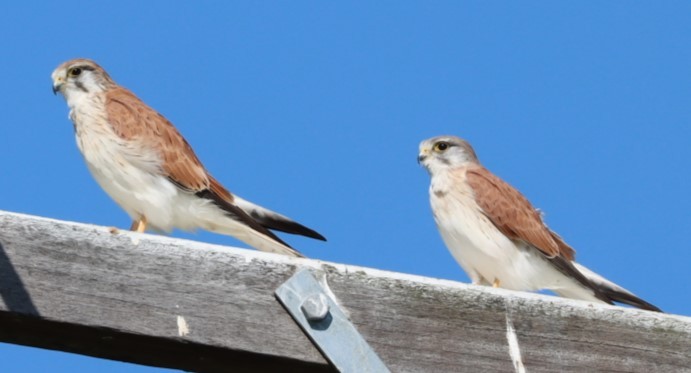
xmin=51 ymin=59 xmax=115 ymax=101
xmin=418 ymin=135 xmax=479 ymax=174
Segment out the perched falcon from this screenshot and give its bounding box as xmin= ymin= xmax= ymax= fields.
xmin=51 ymin=58 xmax=325 ymax=257
xmin=418 ymin=135 xmax=660 ymax=311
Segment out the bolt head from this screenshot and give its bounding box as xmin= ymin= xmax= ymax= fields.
xmin=301 ymin=293 xmax=330 ymax=321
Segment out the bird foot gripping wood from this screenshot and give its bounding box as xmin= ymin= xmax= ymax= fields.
xmin=129 ymin=217 xmax=147 ymax=245
xmin=492 ymin=278 xmax=501 ymax=288
xmin=130 ymin=217 xmax=147 ymax=233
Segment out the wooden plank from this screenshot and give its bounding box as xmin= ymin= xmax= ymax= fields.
xmin=0 ymin=211 xmax=331 ymax=372
xmin=0 ymin=210 xmax=689 ymax=372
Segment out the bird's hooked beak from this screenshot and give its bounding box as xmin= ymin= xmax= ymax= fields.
xmin=52 ymin=76 xmax=64 ymax=95
xmin=417 ymin=148 xmax=430 ymax=164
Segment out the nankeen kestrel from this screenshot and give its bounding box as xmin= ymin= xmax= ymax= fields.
xmin=52 ymin=58 xmax=325 ymax=257
xmin=419 ymin=135 xmax=660 ymax=311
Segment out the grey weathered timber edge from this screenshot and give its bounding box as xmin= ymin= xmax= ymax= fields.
xmin=0 ymin=210 xmax=689 ymax=373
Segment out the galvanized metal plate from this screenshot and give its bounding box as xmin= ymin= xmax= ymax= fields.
xmin=275 ymin=269 xmax=390 ymax=373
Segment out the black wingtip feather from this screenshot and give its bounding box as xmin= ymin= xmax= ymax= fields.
xmin=548 ymin=256 xmax=662 ymax=312
xmin=596 ymin=287 xmax=662 ymax=312
xmin=195 ymin=189 xmax=295 ymax=249
xmin=245 ymin=210 xmax=326 ymax=241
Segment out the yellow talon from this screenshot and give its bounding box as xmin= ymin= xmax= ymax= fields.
xmin=130 ymin=217 xmax=147 ymax=233
xmin=492 ymin=278 xmax=501 ymax=288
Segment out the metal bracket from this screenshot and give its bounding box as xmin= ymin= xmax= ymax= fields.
xmin=275 ymin=269 xmax=390 ymax=373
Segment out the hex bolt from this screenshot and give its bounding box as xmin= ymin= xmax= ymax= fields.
xmin=301 ymin=293 xmax=330 ymax=322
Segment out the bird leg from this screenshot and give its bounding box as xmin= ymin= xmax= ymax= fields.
xmin=130 ymin=217 xmax=147 ymax=233
xmin=492 ymin=278 xmax=501 ymax=288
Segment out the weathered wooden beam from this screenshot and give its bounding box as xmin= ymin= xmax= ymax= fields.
xmin=0 ymin=210 xmax=689 ymax=372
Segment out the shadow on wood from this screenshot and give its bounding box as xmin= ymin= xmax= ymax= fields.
xmin=0 ymin=311 xmax=333 ymax=373
xmin=0 ymin=242 xmax=39 ymax=316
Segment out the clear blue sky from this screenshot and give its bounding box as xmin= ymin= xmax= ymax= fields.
xmin=0 ymin=2 xmax=689 ymax=371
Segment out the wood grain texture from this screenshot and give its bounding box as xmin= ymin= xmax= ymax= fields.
xmin=0 ymin=210 xmax=689 ymax=372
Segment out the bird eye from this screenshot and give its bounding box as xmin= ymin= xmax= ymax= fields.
xmin=434 ymin=142 xmax=449 ymax=151
xmin=69 ymin=67 xmax=82 ymax=76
